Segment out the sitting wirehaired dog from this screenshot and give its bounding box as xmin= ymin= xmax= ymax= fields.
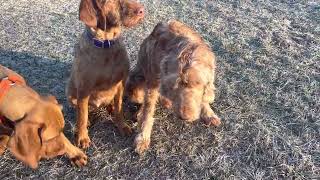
xmin=67 ymin=0 xmax=144 ymax=148
xmin=126 ymin=20 xmax=221 ymax=154
xmin=0 ymin=65 xmax=87 ymax=169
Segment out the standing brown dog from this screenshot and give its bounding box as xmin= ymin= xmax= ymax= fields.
xmin=126 ymin=20 xmax=221 ymax=154
xmin=67 ymin=0 xmax=144 ymax=149
xmin=0 ymin=65 xmax=87 ymax=169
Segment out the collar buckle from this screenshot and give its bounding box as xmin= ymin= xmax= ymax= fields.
xmin=2 ymin=77 xmax=15 ymax=86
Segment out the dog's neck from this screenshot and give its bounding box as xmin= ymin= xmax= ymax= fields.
xmin=88 ymin=26 xmax=121 ymax=41
xmin=85 ymin=27 xmax=122 ymax=48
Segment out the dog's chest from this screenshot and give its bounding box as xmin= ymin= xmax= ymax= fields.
xmin=79 ymin=47 xmax=128 ymax=79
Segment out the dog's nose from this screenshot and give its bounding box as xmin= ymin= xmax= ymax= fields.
xmin=136 ymin=7 xmax=144 ymax=16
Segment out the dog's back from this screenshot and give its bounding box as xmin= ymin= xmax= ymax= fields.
xmin=150 ymin=20 xmax=204 ymax=46
xmin=0 ymin=65 xmax=39 ymax=121
xmin=138 ymin=20 xmax=215 ymax=79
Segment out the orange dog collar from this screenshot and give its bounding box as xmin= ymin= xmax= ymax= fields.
xmin=0 ymin=75 xmax=24 ymax=104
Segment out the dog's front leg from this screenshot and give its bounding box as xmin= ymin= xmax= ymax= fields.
xmin=75 ymin=94 xmax=91 ymax=149
xmin=201 ymin=103 xmax=221 ymax=127
xmin=134 ymin=85 xmax=159 ymax=155
xmin=61 ymin=134 xmax=87 ymax=167
xmin=40 ymin=134 xmax=87 ymax=167
xmin=113 ymin=81 xmax=132 ymax=136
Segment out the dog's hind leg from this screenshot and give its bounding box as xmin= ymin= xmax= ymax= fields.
xmin=113 ymin=81 xmax=132 ymax=136
xmin=125 ymin=62 xmax=146 ymax=104
xmin=125 ymin=67 xmax=146 ymax=121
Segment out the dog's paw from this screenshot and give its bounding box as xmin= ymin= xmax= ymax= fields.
xmin=118 ymin=123 xmax=133 ymax=136
xmin=203 ymin=115 xmax=221 ymax=127
xmin=70 ymin=150 xmax=88 ymax=167
xmin=134 ymin=133 xmax=150 ymax=155
xmin=160 ymin=97 xmax=172 ymax=109
xmin=75 ymin=132 xmax=91 ymax=149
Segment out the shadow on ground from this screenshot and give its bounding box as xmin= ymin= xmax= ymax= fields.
xmin=0 ymin=49 xmax=140 ymax=179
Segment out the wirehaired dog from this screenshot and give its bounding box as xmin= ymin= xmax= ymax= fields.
xmin=0 ymin=65 xmax=87 ymax=169
xmin=126 ymin=20 xmax=221 ymax=154
xmin=66 ymin=0 xmax=144 ymax=149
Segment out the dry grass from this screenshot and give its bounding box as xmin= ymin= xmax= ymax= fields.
xmin=0 ymin=0 xmax=319 ymax=179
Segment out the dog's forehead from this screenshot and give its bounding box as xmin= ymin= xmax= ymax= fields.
xmin=97 ymin=0 xmax=119 ymax=9
xmin=101 ymin=0 xmax=116 ymax=7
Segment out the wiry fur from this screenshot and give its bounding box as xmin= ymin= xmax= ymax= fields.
xmin=126 ymin=20 xmax=221 ymax=154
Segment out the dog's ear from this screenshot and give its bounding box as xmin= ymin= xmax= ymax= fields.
xmin=8 ymin=104 xmax=64 ymax=169
xmin=8 ymin=118 xmax=43 ymax=169
xmin=79 ymin=0 xmax=98 ymax=27
xmin=40 ymin=103 xmax=65 ymax=141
